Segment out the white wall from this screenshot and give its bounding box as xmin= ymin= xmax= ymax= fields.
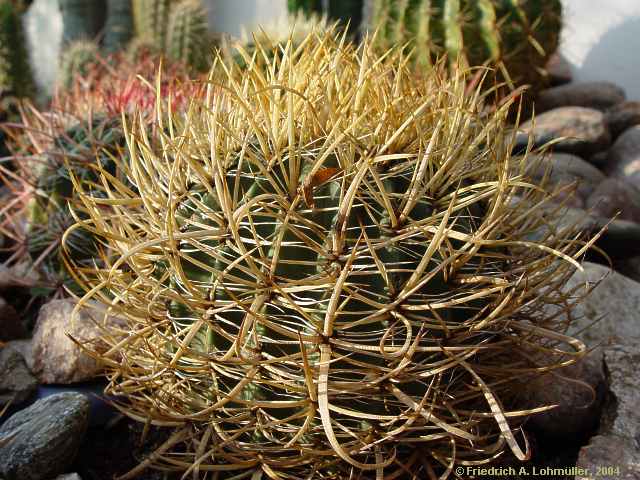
xmin=560 ymin=0 xmax=640 ymax=100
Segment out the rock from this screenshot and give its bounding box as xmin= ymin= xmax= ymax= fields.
xmin=614 ymin=256 xmax=640 ymax=283
xmin=0 ymin=297 xmax=24 ymax=342
xmin=586 ymin=177 xmax=640 ymax=223
xmin=31 ymin=299 xmax=126 ymax=384
xmin=526 ymin=153 xmax=606 ymax=207
xmin=54 ymin=474 xmax=82 ymax=480
xmin=536 ymin=81 xmax=626 ymax=112
xmin=562 ymin=264 xmax=640 ymax=479
xmin=0 ymin=393 xmax=90 ymax=480
xmin=576 ymin=434 xmax=640 ymax=479
xmin=545 ymin=53 xmax=572 ymax=87
xmin=516 ymin=107 xmax=611 ymax=157
xmin=0 ymin=347 xmax=37 ymax=406
xmin=564 ymin=263 xmax=640 ymax=346
xmin=602 ymin=344 xmax=640 ymax=441
xmin=527 ymin=204 xmax=640 ymax=259
xmin=605 ymin=125 xmax=640 ymax=185
xmin=588 ymin=150 xmax=609 ymax=168
xmin=523 ymin=352 xmax=606 ymax=440
xmin=605 ymin=101 xmax=640 ymax=139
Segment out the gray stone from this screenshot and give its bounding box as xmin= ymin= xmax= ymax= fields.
xmin=0 ymin=393 xmax=90 ymax=480
xmin=526 ymin=204 xmax=640 ymax=259
xmin=614 ymin=256 xmax=640 ymax=283
xmin=31 ymin=299 xmax=126 ymax=384
xmin=527 ymin=153 xmax=606 ymax=207
xmin=564 ymin=263 xmax=640 ymax=347
xmin=576 ymin=434 xmax=640 ymax=480
xmin=517 ymin=107 xmax=611 ymax=157
xmin=523 ymin=352 xmax=606 ymax=440
xmin=54 ymin=474 xmax=82 ymax=480
xmin=586 ymin=177 xmax=640 ymax=223
xmin=0 ymin=347 xmax=37 ymax=406
xmin=563 ymin=264 xmax=640 ymax=478
xmin=605 ymin=101 xmax=640 ymax=139
xmin=588 ymin=150 xmax=609 ymax=168
xmin=545 ymin=52 xmax=572 ymax=87
xmin=605 ymin=125 xmax=640 ymax=185
xmin=0 ymin=298 xmax=24 ymax=342
xmin=537 ymin=81 xmax=626 ymax=112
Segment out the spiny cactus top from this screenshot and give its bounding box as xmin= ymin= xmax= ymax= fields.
xmin=65 ymin=29 xmax=594 ymax=479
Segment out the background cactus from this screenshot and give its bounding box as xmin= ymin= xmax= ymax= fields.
xmin=58 ymin=0 xmax=107 ymax=44
xmin=132 ymin=0 xmax=172 ymax=49
xmin=0 ymin=0 xmax=34 ymax=99
xmin=166 ymin=0 xmax=210 ymax=70
xmin=288 ymin=0 xmax=363 ymax=34
xmin=364 ymin=0 xmax=563 ymax=89
xmin=103 ymin=0 xmax=134 ymax=53
xmin=65 ymin=30 xmax=595 ymax=479
xmin=58 ymin=40 xmax=101 ymax=89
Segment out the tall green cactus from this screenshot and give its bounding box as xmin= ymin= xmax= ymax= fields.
xmin=0 ymin=0 xmax=34 ymax=98
xmin=365 ymin=0 xmax=562 ymax=89
xmin=104 ymin=0 xmax=134 ymax=53
xmin=132 ymin=0 xmax=172 ymax=49
xmin=166 ymin=0 xmax=209 ymax=70
xmin=58 ymin=0 xmax=107 ymax=44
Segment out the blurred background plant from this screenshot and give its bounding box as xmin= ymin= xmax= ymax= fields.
xmin=0 ymin=51 xmax=201 ymax=306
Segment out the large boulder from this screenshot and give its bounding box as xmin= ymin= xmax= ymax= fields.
xmin=0 ymin=393 xmax=90 ymax=480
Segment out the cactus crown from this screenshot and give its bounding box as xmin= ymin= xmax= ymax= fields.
xmin=66 ymin=29 xmax=592 ymax=478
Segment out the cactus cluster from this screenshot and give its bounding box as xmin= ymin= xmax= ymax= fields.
xmin=58 ymin=0 xmax=213 ymax=88
xmin=65 ymin=30 xmax=595 ymax=479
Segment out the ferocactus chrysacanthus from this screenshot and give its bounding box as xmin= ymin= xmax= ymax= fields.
xmin=66 ymin=29 xmax=593 ymax=479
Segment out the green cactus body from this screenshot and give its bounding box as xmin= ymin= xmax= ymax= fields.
xmin=0 ymin=1 xmax=34 ymax=98
xmin=58 ymin=40 xmax=100 ymax=89
xmin=368 ymin=0 xmax=562 ymax=88
xmin=104 ymin=0 xmax=134 ymax=53
xmin=59 ymin=0 xmax=107 ymax=44
xmin=132 ymin=0 xmax=172 ymax=49
xmin=166 ymin=0 xmax=210 ymax=70
xmin=289 ymin=0 xmax=363 ymax=34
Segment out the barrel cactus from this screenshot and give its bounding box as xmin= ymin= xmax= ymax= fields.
xmin=365 ymin=0 xmax=562 ymax=89
xmin=66 ymin=30 xmax=594 ymax=478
